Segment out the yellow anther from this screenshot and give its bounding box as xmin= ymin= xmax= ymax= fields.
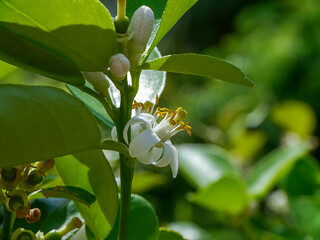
xmin=144 ymin=101 xmax=154 ymax=112
xmin=174 ymin=107 xmax=188 ymax=122
xmin=177 ymin=122 xmax=192 ymax=136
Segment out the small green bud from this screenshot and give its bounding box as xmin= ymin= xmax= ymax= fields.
xmin=5 ymin=189 xmax=29 ymax=212
xmin=26 ymin=171 xmax=43 ymax=186
xmin=114 ymin=16 xmax=130 ymax=34
xmin=12 ymin=228 xmax=36 ymax=240
xmin=1 ymin=167 xmax=17 ymax=182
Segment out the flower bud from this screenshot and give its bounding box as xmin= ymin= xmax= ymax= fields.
xmin=82 ymin=72 xmax=110 ymax=96
xmin=109 ymin=54 xmax=130 ymax=80
xmin=127 ymin=6 xmax=154 ymax=53
xmin=12 ymin=228 xmax=36 ymax=240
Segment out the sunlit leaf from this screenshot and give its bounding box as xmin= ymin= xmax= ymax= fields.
xmin=0 ymin=0 xmax=116 ymax=85
xmin=127 ymin=0 xmax=197 ymax=61
xmin=55 ymin=150 xmax=118 ymax=240
xmin=247 ymin=141 xmax=313 ymax=199
xmin=138 ymin=54 xmax=254 ymax=87
xmin=29 ymin=186 xmax=96 ymax=207
xmin=107 ymin=194 xmax=159 ymax=240
xmin=0 ymin=60 xmax=17 ymax=79
xmin=178 ymin=144 xmax=239 ymax=188
xmin=0 ymin=85 xmax=101 ymax=168
xmin=271 ymin=100 xmax=317 ymax=137
xmin=178 ymin=144 xmax=247 ymax=214
xmin=189 ymin=176 xmax=247 ymax=215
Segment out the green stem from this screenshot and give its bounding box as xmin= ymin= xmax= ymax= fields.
xmin=116 ymin=77 xmax=135 ymax=240
xmin=2 ymin=204 xmax=15 ymax=239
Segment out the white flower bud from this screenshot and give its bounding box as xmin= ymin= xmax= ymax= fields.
xmin=127 ymin=6 xmax=154 ymax=53
xmin=109 ymin=53 xmax=130 ymax=80
xmin=82 ymin=72 xmax=110 ymax=96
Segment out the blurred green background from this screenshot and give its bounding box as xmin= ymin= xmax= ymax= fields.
xmin=1 ymin=0 xmax=320 ymax=239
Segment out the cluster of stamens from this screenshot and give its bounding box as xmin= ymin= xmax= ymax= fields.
xmin=132 ymin=97 xmax=192 ymax=137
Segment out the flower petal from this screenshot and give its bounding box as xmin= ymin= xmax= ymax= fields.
xmin=137 ymin=146 xmax=163 ymax=165
xmin=123 ymin=114 xmax=154 ymax=144
xmin=129 ymin=128 xmax=161 ymax=157
xmin=153 ymin=141 xmax=179 ymax=178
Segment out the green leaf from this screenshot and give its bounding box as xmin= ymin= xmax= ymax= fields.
xmin=189 ymin=176 xmax=247 ymax=215
xmin=138 ymin=54 xmax=254 ymax=87
xmin=55 ymin=150 xmax=118 ymax=240
xmin=144 ymin=0 xmax=198 ymax=60
xmin=0 ymin=60 xmax=17 ymax=79
xmin=67 ymin=84 xmax=114 ymax=129
xmin=271 ymin=100 xmax=317 ymax=137
xmin=132 ymin=172 xmax=167 ymax=194
xmin=177 ymin=144 xmax=239 ymax=188
xmin=290 ymin=197 xmax=320 ymax=237
xmin=0 ymin=85 xmax=101 ymax=168
xmin=247 ymin=141 xmax=313 ymax=200
xmin=178 ymin=144 xmax=247 ymax=214
xmin=28 ymin=186 xmax=96 ymax=207
xmin=0 ymin=0 xmax=116 ymax=85
xmin=158 ymin=228 xmax=185 ymax=240
xmin=107 ymin=194 xmax=159 ymax=240
xmin=282 ymin=156 xmax=320 ymax=197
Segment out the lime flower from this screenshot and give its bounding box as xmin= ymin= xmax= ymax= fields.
xmin=122 ymin=100 xmax=191 ymax=177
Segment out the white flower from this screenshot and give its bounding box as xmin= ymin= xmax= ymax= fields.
xmin=81 ymin=72 xmax=109 ymax=96
xmin=122 ymin=100 xmax=191 ymax=178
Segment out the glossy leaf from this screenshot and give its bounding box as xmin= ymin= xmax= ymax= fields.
xmin=0 ymin=60 xmax=17 ymax=79
xmin=158 ymin=228 xmax=184 ymax=240
xmin=29 ymin=186 xmax=96 ymax=207
xmin=177 ymin=144 xmax=239 ymax=188
xmin=0 ymin=0 xmax=116 ymax=85
xmin=55 ymin=150 xmax=118 ymax=240
xmin=107 ymin=194 xmax=159 ymax=240
xmin=138 ymin=54 xmax=254 ymax=87
xmin=67 ymin=84 xmax=114 ymax=129
xmin=127 ymin=0 xmax=198 ymax=61
xmin=144 ymin=0 xmax=198 ymax=59
xmin=247 ymin=141 xmax=313 ymax=199
xmin=0 ymin=85 xmax=101 ymax=168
